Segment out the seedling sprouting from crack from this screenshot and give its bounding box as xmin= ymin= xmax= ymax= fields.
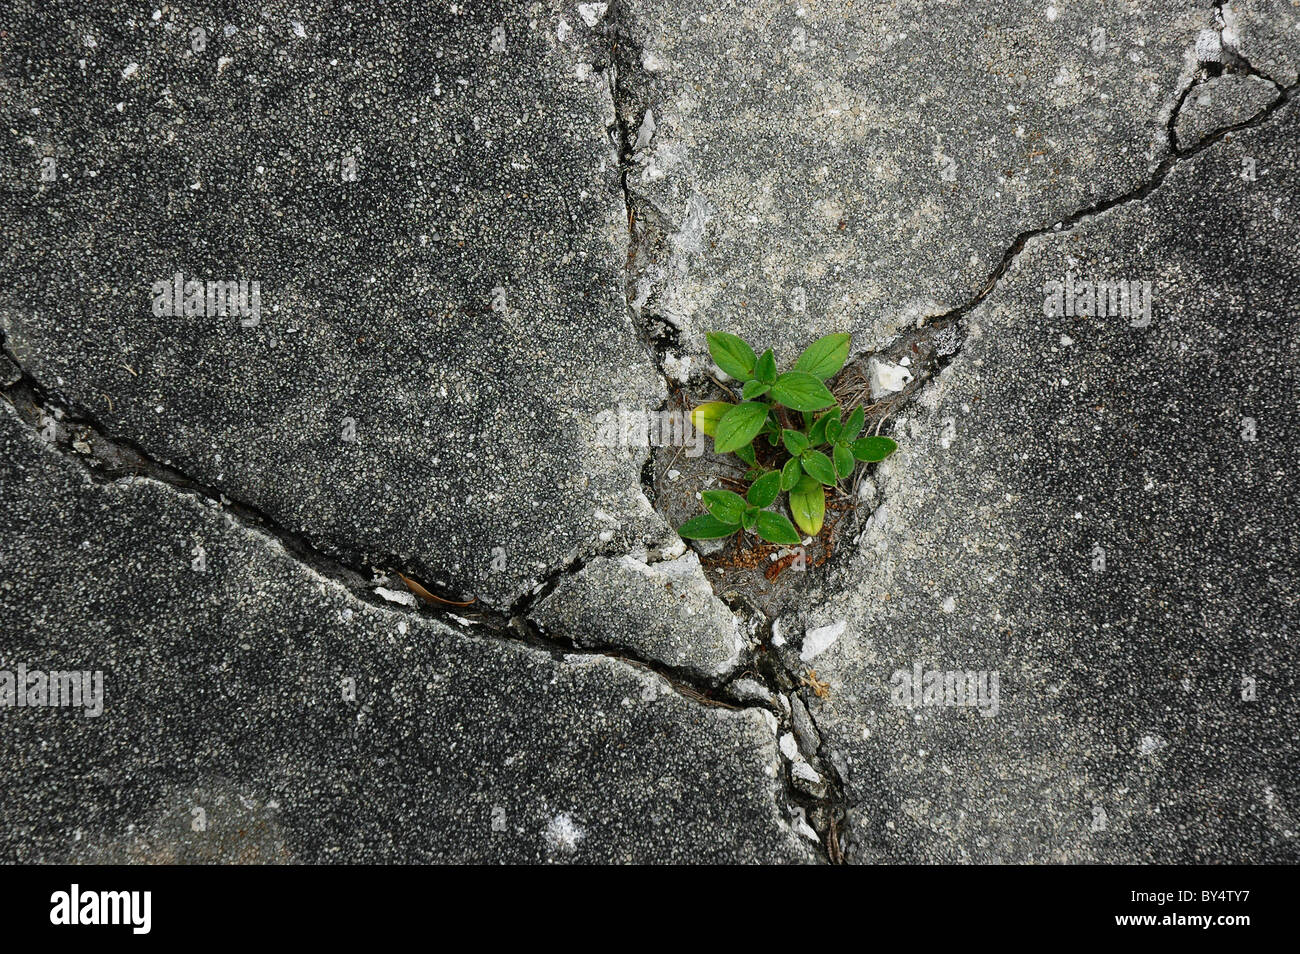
xmin=678 ymin=331 xmax=899 ymax=546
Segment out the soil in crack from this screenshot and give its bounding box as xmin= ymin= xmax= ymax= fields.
xmin=645 ymin=320 xmax=958 ymax=618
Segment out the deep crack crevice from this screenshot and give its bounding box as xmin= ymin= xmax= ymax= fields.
xmin=0 ymin=336 xmax=762 ymax=722
xmin=925 ymin=80 xmax=1297 ymax=332
xmin=598 ymin=2 xmax=849 ymax=862
xmin=591 ymin=2 xmax=1300 ymax=864
xmin=6 ymin=6 xmax=1292 ymax=861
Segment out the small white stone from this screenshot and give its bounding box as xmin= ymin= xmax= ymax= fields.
xmin=792 ymin=812 xmax=819 ymax=842
xmin=633 ymin=108 xmax=655 ymax=151
xmin=869 ymin=358 xmax=913 ymax=398
xmin=801 ymin=621 xmax=846 ymax=662
xmin=577 ymin=3 xmax=607 ymax=28
xmin=1195 ymin=28 xmax=1223 ymax=63
xmin=375 ymin=587 xmax=416 ymax=607
xmin=792 ymin=760 xmax=822 ymax=784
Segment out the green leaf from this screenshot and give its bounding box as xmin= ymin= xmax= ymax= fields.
xmin=747 ymin=470 xmax=781 ymax=508
xmin=734 ymin=441 xmax=757 ymax=465
xmin=780 ymin=455 xmax=802 ymax=491
xmin=789 ymin=475 xmax=825 ymax=536
xmin=678 ymin=514 xmax=739 ymax=539
xmin=793 ymin=332 xmax=851 ymax=379
xmin=755 ymin=348 xmax=778 ymax=385
xmin=834 ymin=443 xmax=855 ymax=479
xmin=756 ymin=510 xmax=801 ymax=545
xmin=741 ymin=380 xmax=770 ymax=400
xmin=706 ymin=332 xmax=758 ymax=382
xmin=851 ymin=436 xmax=899 ymax=463
xmin=825 ymin=413 xmax=842 ymax=444
xmin=701 ymin=489 xmax=746 ymax=524
xmin=801 ymin=449 xmax=837 ymax=485
xmin=768 ymin=371 xmax=837 ymax=412
xmin=715 ymin=402 xmax=769 ymax=453
xmin=781 ymin=428 xmax=809 ymax=456
xmin=841 ymin=406 xmax=865 ymax=441
xmin=691 ymin=401 xmax=731 ymax=438
xmin=808 ymin=412 xmax=832 ymax=446
xmin=741 ymin=508 xmax=758 ymax=531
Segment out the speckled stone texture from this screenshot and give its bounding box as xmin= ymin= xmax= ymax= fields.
xmin=1 ymin=0 xmax=1297 ymax=863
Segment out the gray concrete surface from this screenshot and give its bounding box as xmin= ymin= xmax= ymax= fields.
xmin=1225 ymin=0 xmax=1300 ymax=84
xmin=1174 ymin=72 xmax=1279 ymax=148
xmin=787 ymin=100 xmax=1299 ymax=864
xmin=0 ymin=404 xmax=811 ymax=863
xmin=614 ymin=0 xmax=1213 ymax=362
xmin=531 ymin=552 xmax=748 ymax=681
xmin=0 ymin=0 xmax=666 ymax=610
xmin=1 ymin=0 xmax=1297 ymax=863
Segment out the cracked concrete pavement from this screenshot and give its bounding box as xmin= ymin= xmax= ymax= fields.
xmin=0 ymin=402 xmax=812 ymax=863
xmin=1 ymin=0 xmax=1297 ymax=863
xmin=788 ymin=99 xmax=1300 ymax=864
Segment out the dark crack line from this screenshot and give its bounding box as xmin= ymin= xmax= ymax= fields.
xmin=8 ymin=5 xmax=1282 ymax=864
xmin=928 ymin=80 xmax=1297 ymax=331
xmin=2 ymin=349 xmax=820 ymax=851
xmin=1170 ymin=7 xmax=1287 ymax=154
xmin=0 ymin=337 xmax=762 ymax=719
xmin=599 ymin=3 xmax=848 ymax=862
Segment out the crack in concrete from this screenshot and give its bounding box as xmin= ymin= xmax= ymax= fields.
xmin=5 ymin=2 xmax=1292 ymax=862
xmin=926 ymin=79 xmax=1297 ymax=332
xmin=0 ymin=338 xmax=760 ymax=718
xmin=590 ymin=0 xmax=1300 ymax=862
xmin=2 ymin=337 xmax=831 ymax=857
xmin=595 ymin=3 xmax=852 ymax=861
xmin=1169 ymin=5 xmax=1286 ymax=153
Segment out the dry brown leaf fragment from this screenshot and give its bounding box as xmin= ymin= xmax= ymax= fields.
xmin=800 ymin=669 xmax=831 ymax=700
xmin=396 ymin=571 xmax=476 ymax=607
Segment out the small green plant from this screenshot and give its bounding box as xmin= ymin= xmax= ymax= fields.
xmin=678 ymin=331 xmax=899 ymax=546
